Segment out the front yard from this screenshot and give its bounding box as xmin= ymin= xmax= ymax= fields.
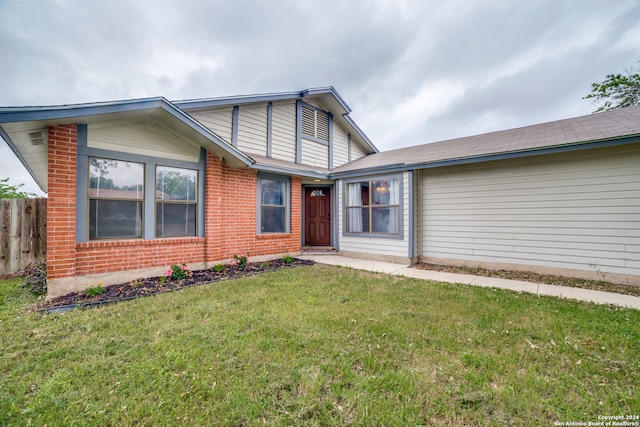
xmin=1 ymin=264 xmax=638 ymax=425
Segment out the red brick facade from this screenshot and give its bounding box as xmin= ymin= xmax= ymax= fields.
xmin=46 ymin=124 xmax=78 ymax=280
xmin=46 ymin=125 xmax=303 ymax=295
xmin=206 ymin=152 xmax=302 ymax=262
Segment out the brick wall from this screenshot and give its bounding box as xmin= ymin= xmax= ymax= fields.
xmin=205 ymin=151 xmax=301 ymax=263
xmin=75 ymin=238 xmax=206 ymax=276
xmin=46 ymin=124 xmax=78 ymax=280
xmin=47 ymin=142 xmax=301 ymax=295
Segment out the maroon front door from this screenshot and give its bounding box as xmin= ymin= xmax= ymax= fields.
xmin=304 ymin=187 xmax=331 ymax=246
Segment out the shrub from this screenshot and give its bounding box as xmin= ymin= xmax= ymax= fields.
xmin=283 ymin=255 xmax=294 ymax=264
xmin=165 ymin=264 xmax=193 ymax=281
xmin=84 ymin=284 xmax=105 ymax=297
xmin=21 ymin=262 xmax=47 ymax=296
xmin=231 ymin=254 xmax=249 ymax=269
xmin=212 ymin=264 xmax=225 ymax=273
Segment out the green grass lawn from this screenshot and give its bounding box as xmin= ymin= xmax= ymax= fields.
xmin=1 ymin=264 xmax=638 ymax=426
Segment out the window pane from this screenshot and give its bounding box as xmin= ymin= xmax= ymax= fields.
xmin=156 ymin=166 xmax=197 ymax=201
xmin=261 ymin=206 xmax=285 ymax=233
xmin=156 ymin=203 xmax=196 ymax=237
xmin=347 ymin=182 xmax=369 ymax=206
xmin=346 ymin=207 xmax=370 ymax=233
xmin=89 ymin=158 xmax=144 ymax=199
xmin=261 ymin=179 xmax=285 ymax=206
xmin=372 ymin=179 xmax=399 ymax=205
xmin=372 ymin=207 xmax=399 ymax=234
xmin=89 ymin=199 xmax=142 ymax=239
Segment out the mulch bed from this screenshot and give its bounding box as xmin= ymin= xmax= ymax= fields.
xmin=414 ymin=263 xmax=640 ymax=297
xmin=39 ymin=258 xmax=314 ymax=313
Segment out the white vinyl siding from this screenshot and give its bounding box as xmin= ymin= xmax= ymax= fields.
xmin=333 ymin=124 xmax=349 ymax=167
xmin=237 ymin=104 xmax=268 ymax=155
xmin=301 ymin=140 xmax=328 ymax=168
xmin=338 ymin=172 xmax=410 ymax=258
xmin=351 ymin=141 xmax=367 ymax=161
xmin=302 ymin=99 xmax=325 ymax=110
xmin=88 ymin=121 xmax=201 ymax=162
xmin=420 ymin=145 xmax=640 ymax=276
xmin=271 ymin=102 xmax=297 ymax=162
xmin=190 ymin=107 xmax=233 ymax=144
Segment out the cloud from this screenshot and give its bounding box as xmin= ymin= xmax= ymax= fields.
xmin=1 ymin=0 xmax=639 ymax=192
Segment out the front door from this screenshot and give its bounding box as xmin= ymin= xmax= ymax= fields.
xmin=304 ymin=187 xmax=331 ymax=246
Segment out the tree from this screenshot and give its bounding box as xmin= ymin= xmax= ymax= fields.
xmin=0 ymin=178 xmax=36 ymax=199
xmin=584 ymin=62 xmax=640 ymax=112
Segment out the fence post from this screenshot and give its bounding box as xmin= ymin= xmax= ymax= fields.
xmin=0 ymin=198 xmax=48 ymax=276
xmin=9 ymin=199 xmax=21 ymax=274
xmin=0 ymin=199 xmax=9 ymax=275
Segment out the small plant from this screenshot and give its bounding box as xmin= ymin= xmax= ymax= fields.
xmin=282 ymin=255 xmax=294 ymax=264
xmin=21 ymin=262 xmax=47 ymax=296
xmin=261 ymin=261 xmax=270 ymax=268
xmin=212 ymin=264 xmax=225 ymax=273
xmin=230 ymin=254 xmax=249 ymax=269
xmin=165 ymin=264 xmax=193 ymax=281
xmin=84 ymin=283 xmax=105 ymax=297
xmin=130 ymin=279 xmax=143 ymax=287
xmin=159 ymin=276 xmax=167 ymax=284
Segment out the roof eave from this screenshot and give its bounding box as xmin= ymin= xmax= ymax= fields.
xmin=343 ymin=114 xmax=379 ymax=154
xmin=249 ymin=162 xmax=330 ymax=179
xmin=174 ymin=86 xmax=349 ymax=112
xmin=330 ymin=135 xmax=640 ymax=179
xmin=158 ymin=101 xmax=253 ymax=167
xmin=0 ymin=126 xmax=46 ymax=191
xmin=0 ymin=97 xmax=167 ymax=123
xmin=0 ymin=97 xmax=254 ymax=168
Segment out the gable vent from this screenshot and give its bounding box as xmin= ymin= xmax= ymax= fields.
xmin=28 ymin=130 xmax=47 ymax=146
xmin=301 ymin=106 xmax=315 ymax=136
xmin=301 ymin=105 xmax=329 ymax=141
xmin=316 ymin=110 xmax=329 ymax=140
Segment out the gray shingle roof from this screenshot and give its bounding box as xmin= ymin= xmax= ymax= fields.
xmin=332 ymin=105 xmax=640 ymax=174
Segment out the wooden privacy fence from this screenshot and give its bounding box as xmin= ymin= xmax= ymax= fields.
xmin=0 ymin=198 xmax=47 ymax=276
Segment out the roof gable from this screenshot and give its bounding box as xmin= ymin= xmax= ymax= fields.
xmin=174 ymin=87 xmax=378 ymax=156
xmin=0 ymin=97 xmax=254 ymax=191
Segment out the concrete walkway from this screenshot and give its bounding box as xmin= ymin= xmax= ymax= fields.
xmin=299 ymin=255 xmax=640 ymax=310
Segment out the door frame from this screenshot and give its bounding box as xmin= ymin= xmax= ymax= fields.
xmin=302 ymin=184 xmax=334 ymax=246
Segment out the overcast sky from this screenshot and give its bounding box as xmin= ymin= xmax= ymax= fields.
xmin=1 ymin=0 xmax=639 ymax=195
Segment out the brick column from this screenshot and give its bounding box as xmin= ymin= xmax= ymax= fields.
xmin=46 ymin=124 xmax=77 ymax=281
xmin=204 ymin=151 xmax=223 ymax=264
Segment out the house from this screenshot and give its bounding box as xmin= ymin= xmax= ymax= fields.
xmin=0 ymin=87 xmax=638 ymax=298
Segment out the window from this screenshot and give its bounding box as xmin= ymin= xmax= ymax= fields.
xmin=346 ymin=177 xmax=400 ymax=235
xmin=155 ymin=166 xmax=197 ymax=237
xmin=89 ymin=158 xmax=144 ymax=239
xmin=301 ymin=105 xmax=329 ymax=141
xmin=259 ymin=176 xmax=288 ymax=233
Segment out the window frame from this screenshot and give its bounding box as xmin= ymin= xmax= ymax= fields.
xmin=155 ymin=165 xmax=199 ymax=238
xmin=76 ymin=132 xmax=206 ymax=243
xmin=343 ymin=174 xmax=403 ymax=239
xmin=257 ymin=172 xmax=290 ymax=234
xmin=88 ymin=157 xmax=145 ymax=240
